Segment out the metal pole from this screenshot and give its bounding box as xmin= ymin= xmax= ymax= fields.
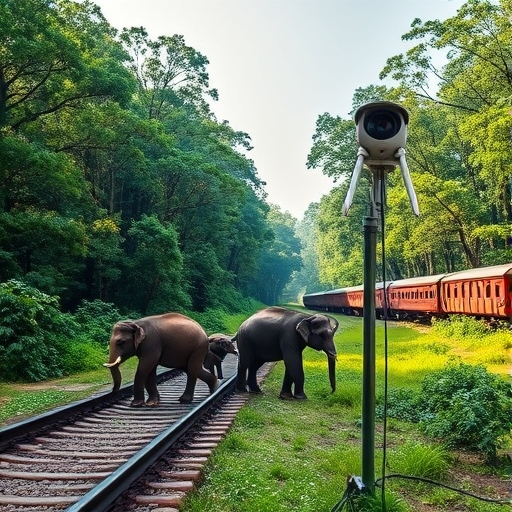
xmin=361 ymin=174 xmax=380 ymax=492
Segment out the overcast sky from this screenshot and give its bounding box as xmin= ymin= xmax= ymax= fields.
xmin=92 ymin=0 xmax=465 ymax=219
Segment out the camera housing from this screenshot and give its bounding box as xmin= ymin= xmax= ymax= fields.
xmin=354 ymin=101 xmax=409 ymax=167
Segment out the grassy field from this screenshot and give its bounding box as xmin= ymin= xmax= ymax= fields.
xmin=0 ymin=309 xmax=511 ymax=511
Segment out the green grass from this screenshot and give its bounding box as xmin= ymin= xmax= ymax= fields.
xmin=1 ymin=309 xmax=510 ymax=512
xmin=0 ymin=358 xmax=138 ymax=425
xmin=180 ymin=313 xmax=511 ymax=512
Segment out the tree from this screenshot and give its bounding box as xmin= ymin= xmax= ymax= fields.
xmin=283 ymin=203 xmax=323 ymax=301
xmin=119 ymin=215 xmax=190 ymax=315
xmin=120 ymin=28 xmax=218 ymax=120
xmin=0 ymin=0 xmax=134 ymax=131
xmin=380 ymin=0 xmax=512 ymax=223
xmin=249 ymin=206 xmax=302 ymax=305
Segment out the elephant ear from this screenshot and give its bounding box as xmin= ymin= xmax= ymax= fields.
xmin=133 ymin=323 xmax=145 ymax=349
xmin=296 ymin=316 xmax=314 ymax=343
xmin=121 ymin=321 xmax=146 ymax=350
xmin=327 ymin=315 xmax=339 ymax=334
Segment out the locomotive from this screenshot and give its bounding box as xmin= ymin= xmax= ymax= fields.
xmin=302 ymin=263 xmax=512 ymax=321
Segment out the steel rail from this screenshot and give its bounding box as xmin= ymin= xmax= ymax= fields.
xmin=0 ymin=369 xmax=180 ymax=449
xmin=66 ymin=373 xmax=237 ymax=512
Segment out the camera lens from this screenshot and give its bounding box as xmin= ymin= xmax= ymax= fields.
xmin=364 ymin=110 xmax=401 ymax=140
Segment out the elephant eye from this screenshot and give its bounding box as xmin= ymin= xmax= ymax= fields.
xmin=116 ymin=338 xmax=127 ymax=347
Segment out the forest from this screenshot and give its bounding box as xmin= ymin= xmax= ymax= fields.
xmin=303 ymin=0 xmax=512 ymax=290
xmin=2 ymin=0 xmax=512 ymax=380
xmin=0 ymin=0 xmax=302 ymax=317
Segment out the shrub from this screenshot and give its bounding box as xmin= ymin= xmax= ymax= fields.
xmin=418 ymin=361 xmax=512 ymax=461
xmin=0 ymin=280 xmax=78 ymax=381
xmin=377 ymin=387 xmax=421 ymax=423
xmin=73 ymin=299 xmax=122 ymax=344
xmin=187 ymin=308 xmax=230 ymax=334
xmin=431 ymin=315 xmax=490 ymax=338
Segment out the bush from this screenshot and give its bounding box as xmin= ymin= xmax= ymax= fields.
xmin=418 ymin=361 xmax=512 ymax=461
xmin=73 ymin=299 xmax=122 ymax=344
xmin=377 ymin=387 xmax=421 ymax=423
xmin=187 ymin=308 xmax=230 ymax=334
xmin=0 ymin=280 xmax=78 ymax=381
xmin=431 ymin=315 xmax=490 ymax=338
xmin=59 ymin=339 xmax=108 ymax=373
xmin=380 ymin=361 xmax=512 ymax=461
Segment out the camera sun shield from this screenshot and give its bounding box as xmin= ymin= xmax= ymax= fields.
xmin=355 ymin=101 xmax=408 ymax=164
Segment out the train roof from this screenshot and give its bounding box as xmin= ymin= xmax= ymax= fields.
xmin=440 ymin=263 xmax=512 ymax=282
xmin=304 ymin=282 xmax=387 ymax=297
xmin=388 ymin=274 xmax=446 ymax=288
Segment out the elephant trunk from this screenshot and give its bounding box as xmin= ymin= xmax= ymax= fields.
xmin=327 ymin=352 xmax=337 ymax=393
xmin=103 ymin=356 xmax=122 ymax=393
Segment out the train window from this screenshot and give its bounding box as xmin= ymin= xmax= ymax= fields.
xmin=485 ymin=282 xmax=491 ymax=298
xmin=454 ymin=286 xmax=458 ymax=299
xmin=495 ymin=283 xmax=500 ymax=297
xmin=445 ymin=285 xmax=450 ymax=299
xmin=477 ymin=282 xmax=482 ymax=299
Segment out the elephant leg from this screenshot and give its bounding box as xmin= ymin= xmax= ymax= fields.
xmin=236 ymin=360 xmax=249 ymax=392
xmin=279 ymin=368 xmax=295 ymax=400
xmin=199 ymin=367 xmax=218 ymax=394
xmin=282 ymin=352 xmax=307 ymax=399
xmin=247 ymin=359 xmax=264 ymax=393
xmin=131 ymin=366 xmax=148 ymax=407
xmin=179 ymin=349 xmax=212 ymax=403
xmin=145 ymin=366 xmax=160 ymax=406
xmin=215 ymin=361 xmax=224 ymax=379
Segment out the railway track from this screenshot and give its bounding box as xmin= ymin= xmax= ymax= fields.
xmin=0 ymin=355 xmax=270 ymax=511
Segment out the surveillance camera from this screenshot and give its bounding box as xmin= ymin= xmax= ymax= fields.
xmin=354 ymin=101 xmax=409 ymax=166
xmin=342 ymin=100 xmax=419 ymax=217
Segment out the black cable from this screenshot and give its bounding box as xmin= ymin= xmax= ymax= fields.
xmin=376 ymin=474 xmax=512 ymax=505
xmin=375 ymin=182 xmax=511 ymax=510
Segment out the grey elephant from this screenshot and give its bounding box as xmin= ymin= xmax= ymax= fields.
xmin=204 ymin=334 xmax=238 ymax=379
xmin=103 ymin=312 xmax=218 ymax=406
xmin=235 ymin=306 xmax=339 ymax=399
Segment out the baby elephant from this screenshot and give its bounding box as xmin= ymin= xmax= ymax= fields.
xmin=204 ymin=334 xmax=238 ymax=379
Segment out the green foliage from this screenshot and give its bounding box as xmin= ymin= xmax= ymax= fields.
xmin=377 ymin=387 xmax=420 ymax=423
xmin=0 ymin=280 xmax=77 ymax=381
xmin=188 ymin=308 xmax=230 ymax=334
xmin=73 ymin=299 xmax=122 ymax=344
xmin=0 ymin=282 xmax=116 ymax=382
xmin=418 ymin=361 xmax=512 ymax=461
xmin=381 ymin=360 xmax=512 ymax=462
xmin=431 ymin=315 xmax=491 ymax=338
xmin=121 ymin=215 xmax=190 ymax=315
xmin=351 ymin=491 xmax=408 ymax=512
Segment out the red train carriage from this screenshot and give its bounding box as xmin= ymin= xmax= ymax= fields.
xmin=440 ymin=263 xmax=512 ymax=319
xmin=301 ymin=289 xmax=333 ymax=311
xmin=302 ymin=286 xmax=364 ymax=314
xmin=375 ymin=282 xmax=388 ymax=318
xmin=387 ymin=274 xmax=445 ymax=319
xmin=343 ymin=285 xmax=364 ymax=315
